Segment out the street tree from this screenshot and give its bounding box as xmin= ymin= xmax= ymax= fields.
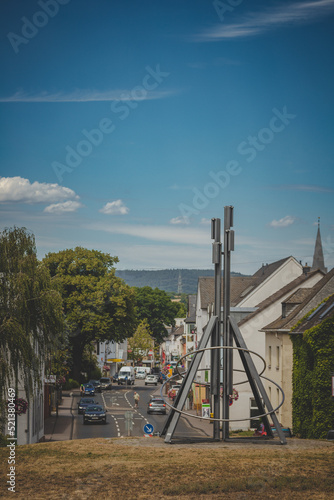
xmin=134 ymin=286 xmax=179 ymax=343
xmin=43 ymin=247 xmax=137 ymax=381
xmin=127 ymin=319 xmax=154 ymax=365
xmin=0 ymin=227 xmax=63 ymax=401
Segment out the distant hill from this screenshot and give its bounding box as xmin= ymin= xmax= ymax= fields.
xmin=115 ymin=269 xmax=246 ymax=294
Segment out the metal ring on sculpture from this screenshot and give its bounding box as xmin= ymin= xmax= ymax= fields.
xmin=160 ymin=345 xmax=285 ymax=423
xmin=175 ymin=345 xmax=267 ymax=387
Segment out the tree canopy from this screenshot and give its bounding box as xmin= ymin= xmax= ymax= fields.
xmin=43 ymin=247 xmax=137 ymax=381
xmin=127 ymin=319 xmax=154 ymax=365
xmin=134 ymin=286 xmax=180 ymax=343
xmin=0 ymin=227 xmax=63 ymax=398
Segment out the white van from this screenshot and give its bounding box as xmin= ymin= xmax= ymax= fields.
xmin=118 ymin=366 xmax=135 ymax=385
xmin=136 ymin=367 xmax=150 ymax=379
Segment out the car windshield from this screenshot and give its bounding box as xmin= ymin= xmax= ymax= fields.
xmin=150 ymin=399 xmax=164 ymax=404
xmin=100 ymin=378 xmax=110 ymax=382
xmin=80 ymin=398 xmax=94 ymax=404
xmin=86 ymin=406 xmax=102 ymax=411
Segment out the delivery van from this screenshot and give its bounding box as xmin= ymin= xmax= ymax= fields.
xmin=118 ymin=366 xmax=135 ymax=385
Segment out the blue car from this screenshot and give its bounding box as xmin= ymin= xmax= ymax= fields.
xmin=83 ymin=404 xmax=107 ymax=424
xmin=77 ymin=397 xmax=96 ymax=414
xmin=82 ymin=383 xmax=95 ymax=396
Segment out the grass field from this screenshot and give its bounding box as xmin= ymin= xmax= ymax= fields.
xmin=1 ymin=437 xmax=333 ymax=499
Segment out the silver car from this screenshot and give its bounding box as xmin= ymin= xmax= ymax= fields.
xmin=147 ymin=397 xmax=167 ymax=415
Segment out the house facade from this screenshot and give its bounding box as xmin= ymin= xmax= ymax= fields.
xmin=262 ymin=268 xmax=334 ymax=429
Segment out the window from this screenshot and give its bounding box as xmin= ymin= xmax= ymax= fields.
xmin=268 ymin=346 xmax=272 ymax=368
xmin=276 ymin=346 xmax=280 ymax=370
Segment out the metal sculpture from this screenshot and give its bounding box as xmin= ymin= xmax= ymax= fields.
xmin=161 ymin=206 xmax=287 ymax=445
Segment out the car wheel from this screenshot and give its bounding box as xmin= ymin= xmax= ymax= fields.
xmin=155 ymin=383 xmax=157 ymax=386
xmin=145 ymin=383 xmax=147 ymax=385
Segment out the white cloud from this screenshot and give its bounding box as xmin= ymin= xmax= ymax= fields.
xmin=197 ymin=0 xmax=334 ymax=40
xmin=44 ymin=201 xmax=83 ymax=214
xmin=100 ymin=200 xmax=129 ymax=215
xmin=169 ymin=216 xmax=190 ymax=225
xmin=0 ymin=176 xmax=79 ymax=203
xmin=269 ymin=216 xmax=296 ymax=228
xmin=200 ymin=218 xmax=211 ymax=225
xmin=0 ymin=89 xmax=176 ymax=103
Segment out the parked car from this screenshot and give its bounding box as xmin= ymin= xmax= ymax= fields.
xmin=147 ymin=397 xmax=166 ymax=415
xmin=82 ymin=383 xmax=95 ymax=396
xmin=78 ymin=397 xmax=96 ymax=414
xmin=168 ymin=384 xmax=182 ymax=399
xmin=100 ymin=377 xmax=112 ymax=390
xmin=83 ymin=404 xmax=107 ymax=424
xmin=145 ymin=374 xmax=158 ymax=386
xmin=88 ymin=379 xmax=101 ymax=393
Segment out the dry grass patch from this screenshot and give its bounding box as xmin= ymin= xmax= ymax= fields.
xmin=0 ymin=438 xmax=333 ymax=499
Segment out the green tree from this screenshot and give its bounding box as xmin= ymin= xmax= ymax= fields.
xmin=43 ymin=247 xmax=136 ymax=381
xmin=135 ymin=286 xmax=178 ymax=343
xmin=0 ymin=227 xmax=63 ymax=400
xmin=127 ymin=319 xmax=154 ymax=365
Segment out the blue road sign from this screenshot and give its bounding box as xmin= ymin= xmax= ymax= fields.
xmin=144 ymin=423 xmax=154 ymax=435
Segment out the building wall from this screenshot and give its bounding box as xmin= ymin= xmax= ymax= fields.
xmin=238 ymin=258 xmax=303 ymax=308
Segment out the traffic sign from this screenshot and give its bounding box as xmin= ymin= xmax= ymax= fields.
xmin=144 ymin=423 xmax=154 ymax=435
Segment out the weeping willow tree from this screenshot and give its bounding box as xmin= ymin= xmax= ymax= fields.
xmin=0 ymin=227 xmax=64 ymax=423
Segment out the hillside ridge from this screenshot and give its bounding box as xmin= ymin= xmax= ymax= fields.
xmin=115 ymin=268 xmax=247 ymax=294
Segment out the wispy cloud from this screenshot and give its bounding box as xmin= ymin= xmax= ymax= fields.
xmin=169 ymin=216 xmax=190 ymax=225
xmin=0 ymin=88 xmax=177 ymax=103
xmin=85 ymin=222 xmax=209 ymax=246
xmin=44 ymin=200 xmax=83 ymax=214
xmin=0 ymin=176 xmax=79 ymax=203
xmin=100 ymin=200 xmax=129 ymax=215
xmin=276 ymin=184 xmax=334 ymax=193
xmin=196 ymin=0 xmax=334 ymax=41
xmin=269 ymin=215 xmax=296 ymax=228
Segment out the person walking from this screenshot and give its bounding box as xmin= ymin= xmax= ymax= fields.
xmin=134 ymin=391 xmax=140 ymax=409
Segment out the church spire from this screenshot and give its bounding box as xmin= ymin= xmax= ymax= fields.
xmin=311 ymin=217 xmax=327 ymax=273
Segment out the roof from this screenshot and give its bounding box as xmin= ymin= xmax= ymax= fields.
xmin=198 ymin=275 xmax=256 ymax=309
xmin=311 ymin=224 xmax=327 ymax=273
xmin=172 ymin=324 xmax=184 ymax=338
xmin=239 ymin=270 xmax=322 ymax=327
xmin=292 ymin=293 xmax=334 ymax=333
xmin=198 ymin=257 xmax=298 ymax=310
xmin=251 ymin=257 xmax=291 ymax=280
xmin=262 ymin=267 xmax=334 ymax=332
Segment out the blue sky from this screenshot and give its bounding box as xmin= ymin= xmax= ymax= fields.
xmin=1 ymin=0 xmax=333 ymax=274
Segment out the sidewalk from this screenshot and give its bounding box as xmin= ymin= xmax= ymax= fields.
xmin=44 ymin=392 xmax=74 ymax=442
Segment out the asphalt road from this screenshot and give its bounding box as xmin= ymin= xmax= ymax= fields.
xmin=70 ymin=380 xmax=210 ymax=440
